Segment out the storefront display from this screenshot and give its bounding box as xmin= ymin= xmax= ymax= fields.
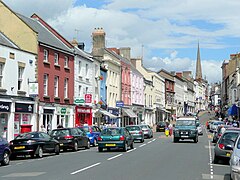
xmin=75 ymin=106 xmax=92 ymax=126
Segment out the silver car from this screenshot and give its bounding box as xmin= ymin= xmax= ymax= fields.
xmin=230 ymin=134 xmax=240 ymax=180
xmin=214 ymin=128 xmax=240 ymax=164
xmin=140 ymin=125 xmax=153 ymax=139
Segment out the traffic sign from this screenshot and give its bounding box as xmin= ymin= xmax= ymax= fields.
xmin=116 ymin=101 xmax=124 ymax=107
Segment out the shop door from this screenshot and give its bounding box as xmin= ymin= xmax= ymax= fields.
xmin=43 ymin=114 xmax=53 ymax=132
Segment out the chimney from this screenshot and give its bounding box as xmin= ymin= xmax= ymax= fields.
xmin=92 ymin=27 xmax=105 ymax=58
xmin=78 ymin=42 xmax=85 ymax=50
xmin=119 ymin=47 xmax=131 ymax=60
xmin=176 ymin=72 xmax=182 ymax=78
xmin=70 ymin=38 xmax=78 ymax=47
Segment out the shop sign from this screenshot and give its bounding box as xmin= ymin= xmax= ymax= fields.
xmin=116 ymin=101 xmax=124 ymax=107
xmin=0 ymin=102 xmax=11 ymax=112
xmin=61 ymin=108 xmax=66 ymax=114
xmin=56 ymin=107 xmax=70 ymax=115
xmin=43 ymin=109 xmax=54 ymax=114
xmin=85 ymin=94 xmax=92 ymax=103
xmin=74 ymin=98 xmax=85 ymax=105
xmin=15 ymin=103 xmax=33 ymax=113
xmin=77 ymin=108 xmax=91 ymax=114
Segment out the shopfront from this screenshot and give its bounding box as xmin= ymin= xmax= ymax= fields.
xmin=0 ymin=101 xmax=11 ymax=139
xmin=75 ymin=106 xmax=92 ymax=126
xmin=14 ymin=103 xmax=34 ymax=136
xmin=42 ymin=108 xmax=54 ymax=132
xmin=56 ymin=106 xmax=71 ymax=128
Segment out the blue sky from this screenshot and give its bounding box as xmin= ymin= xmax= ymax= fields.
xmin=4 ymin=0 xmax=240 ymax=83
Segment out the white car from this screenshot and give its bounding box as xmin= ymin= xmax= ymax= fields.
xmin=197 ymin=124 xmax=203 ymax=135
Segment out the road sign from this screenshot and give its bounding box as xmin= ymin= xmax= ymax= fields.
xmin=116 ymin=101 xmax=124 ymax=107
xmin=85 ymin=94 xmax=92 ymax=103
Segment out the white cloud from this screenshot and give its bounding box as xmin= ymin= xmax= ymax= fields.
xmin=3 ymin=0 xmax=233 ymax=83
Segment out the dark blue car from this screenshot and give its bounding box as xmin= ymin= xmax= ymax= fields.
xmin=79 ymin=126 xmax=101 ymax=146
xmin=0 ymin=135 xmax=10 ymax=166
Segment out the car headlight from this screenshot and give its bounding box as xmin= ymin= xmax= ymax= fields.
xmin=27 ymin=140 xmax=36 ymax=144
xmin=232 ymin=156 xmax=240 ymax=166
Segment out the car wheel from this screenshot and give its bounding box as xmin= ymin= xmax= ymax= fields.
xmin=1 ymin=151 xmax=10 ymax=166
xmin=173 ymin=137 xmax=179 ymax=143
xmin=130 ymin=142 xmax=134 ymax=149
xmin=73 ymin=141 xmax=78 ymax=151
xmin=37 ymin=146 xmax=43 ymax=158
xmin=85 ymin=140 xmax=90 ymax=149
xmin=93 ymin=138 xmax=97 ymax=147
xmin=213 ymin=155 xmax=219 ymax=164
xmin=98 ymin=147 xmax=103 ymax=152
xmin=194 ymin=137 xmax=198 ymax=143
xmin=55 ymin=145 xmax=60 ymax=155
xmin=123 ymin=142 xmax=128 ymax=152
xmin=140 ymin=139 xmax=144 ymax=143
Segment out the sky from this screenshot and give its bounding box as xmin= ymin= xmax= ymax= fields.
xmin=3 ymin=0 xmax=240 ymax=83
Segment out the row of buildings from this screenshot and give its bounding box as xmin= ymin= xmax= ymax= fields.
xmin=0 ymin=1 xmax=209 ymax=141
xmin=210 ymin=53 xmax=240 ymax=119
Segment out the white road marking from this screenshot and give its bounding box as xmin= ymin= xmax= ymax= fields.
xmin=139 ymin=144 xmax=146 ymax=147
xmin=127 ymin=148 xmax=136 ymax=153
xmin=152 ymin=138 xmax=156 ymax=141
xmin=208 ymin=140 xmax=214 ymax=179
xmin=16 ymin=162 xmax=23 ymax=165
xmin=71 ymin=162 xmax=101 ymax=175
xmin=208 ymin=163 xmax=229 ymax=167
xmin=107 ymin=154 xmax=123 ymax=161
xmin=147 ymin=141 xmax=152 ymax=144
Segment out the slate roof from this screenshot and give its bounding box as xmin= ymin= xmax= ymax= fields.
xmin=0 ymin=32 xmax=18 ymax=49
xmin=74 ymin=47 xmax=93 ymax=62
xmin=17 ymin=14 xmax=73 ymax=54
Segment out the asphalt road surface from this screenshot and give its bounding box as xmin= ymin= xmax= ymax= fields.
xmin=0 ymin=112 xmax=231 ymax=180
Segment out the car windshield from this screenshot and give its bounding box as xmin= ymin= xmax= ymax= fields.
xmin=15 ymin=133 xmax=38 ymax=139
xmin=126 ymin=126 xmax=140 ymax=131
xmin=101 ymin=128 xmax=121 ymax=136
xmin=51 ymin=129 xmax=70 ymax=136
xmin=176 ymin=120 xmax=195 ymax=126
xmin=220 ymin=132 xmax=239 ymax=143
xmin=82 ymin=126 xmax=90 ymax=132
xmin=141 ymin=125 xmax=148 ymax=129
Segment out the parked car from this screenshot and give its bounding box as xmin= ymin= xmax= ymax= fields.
xmin=79 ymin=125 xmax=101 ymax=147
xmin=196 ymin=122 xmax=203 ymax=136
xmin=98 ymin=127 xmax=134 ymax=152
xmin=156 ymin=121 xmax=166 ymax=132
xmin=126 ymin=125 xmax=144 ymax=143
xmin=214 ymin=128 xmax=240 ymax=164
xmin=210 ymin=121 xmax=225 ymax=133
xmin=140 ymin=124 xmax=153 ymax=138
xmin=50 ymin=128 xmax=90 ymax=151
xmin=230 ymin=134 xmax=240 ymax=180
xmin=0 ymin=135 xmax=10 ymax=166
xmin=212 ymin=125 xmax=231 ymax=143
xmin=10 ymin=132 xmax=60 ymax=159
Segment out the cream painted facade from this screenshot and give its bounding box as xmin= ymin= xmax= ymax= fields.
xmin=131 ymin=58 xmax=165 ymax=126
xmin=104 ymin=53 xmax=121 ymax=108
xmin=0 ymin=1 xmax=38 ymax=54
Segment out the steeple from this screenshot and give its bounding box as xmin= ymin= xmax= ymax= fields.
xmin=195 ymin=42 xmax=202 ymax=81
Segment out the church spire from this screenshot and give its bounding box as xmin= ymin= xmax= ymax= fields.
xmin=195 ymin=42 xmax=202 ymax=81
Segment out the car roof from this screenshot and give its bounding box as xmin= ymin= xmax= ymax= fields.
xmin=224 ymin=128 xmax=240 ymax=132
xmin=176 ymin=117 xmax=196 ymax=120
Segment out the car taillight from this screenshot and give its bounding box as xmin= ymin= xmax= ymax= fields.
xmin=119 ymin=136 xmax=125 ymax=141
xmin=97 ymin=136 xmax=102 ymax=141
xmin=218 ymin=143 xmax=225 ymax=149
xmin=89 ymin=129 xmax=92 ymax=133
xmin=218 ymin=134 xmax=221 ymax=137
xmin=64 ymin=135 xmax=74 ymax=139
xmin=139 ymin=131 xmax=142 ymax=134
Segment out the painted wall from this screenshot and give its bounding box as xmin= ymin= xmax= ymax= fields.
xmin=0 ymin=1 xmax=38 ymax=54
xmin=38 ymin=45 xmax=74 ymax=104
xmin=100 ymin=69 xmax=107 ymax=104
xmin=131 ymin=71 xmax=144 ymax=106
xmin=121 ymin=61 xmax=131 ymax=105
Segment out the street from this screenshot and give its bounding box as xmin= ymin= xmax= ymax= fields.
xmin=0 ymin=113 xmax=231 ymax=180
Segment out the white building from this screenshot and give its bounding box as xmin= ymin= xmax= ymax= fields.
xmin=174 ymin=75 xmax=185 ymax=117
xmin=0 ymin=32 xmax=37 ymax=141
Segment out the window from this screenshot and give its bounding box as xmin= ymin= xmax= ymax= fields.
xmin=78 ymin=61 xmax=82 ymax=75
xmin=78 ymin=85 xmax=81 ymax=97
xmin=86 ymin=64 xmax=88 ymax=76
xmin=54 ymin=76 xmax=59 ymax=97
xmin=0 ymin=63 xmax=4 ymax=87
xmin=54 ymin=53 xmax=59 ymax=65
xmin=86 ymin=87 xmax=88 ymax=94
xmin=44 ymin=49 xmax=48 ymax=62
xmin=64 ymin=56 xmax=69 ymax=67
xmin=64 ymin=78 xmax=68 ymax=98
xmin=18 ymin=67 xmax=24 ymax=90
xmin=44 ymin=74 xmax=48 ymax=96
xmin=95 ymin=64 xmax=98 ymax=77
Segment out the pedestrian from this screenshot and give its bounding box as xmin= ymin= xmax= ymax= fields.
xmin=40 ymin=125 xmax=47 ymax=133
xmin=168 ymin=123 xmax=173 ymax=136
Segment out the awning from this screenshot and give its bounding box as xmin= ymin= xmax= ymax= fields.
xmin=122 ymin=108 xmax=138 ymax=118
xmin=97 ymin=109 xmax=118 ymax=119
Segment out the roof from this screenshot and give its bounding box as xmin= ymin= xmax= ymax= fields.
xmin=17 ymin=14 xmax=73 ymax=54
xmin=74 ymin=46 xmax=93 ymax=62
xmin=0 ymin=32 xmax=19 ymax=49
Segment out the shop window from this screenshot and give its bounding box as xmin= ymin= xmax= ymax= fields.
xmin=0 ymin=113 xmax=8 ymax=139
xmin=14 ymin=114 xmax=31 ymax=136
